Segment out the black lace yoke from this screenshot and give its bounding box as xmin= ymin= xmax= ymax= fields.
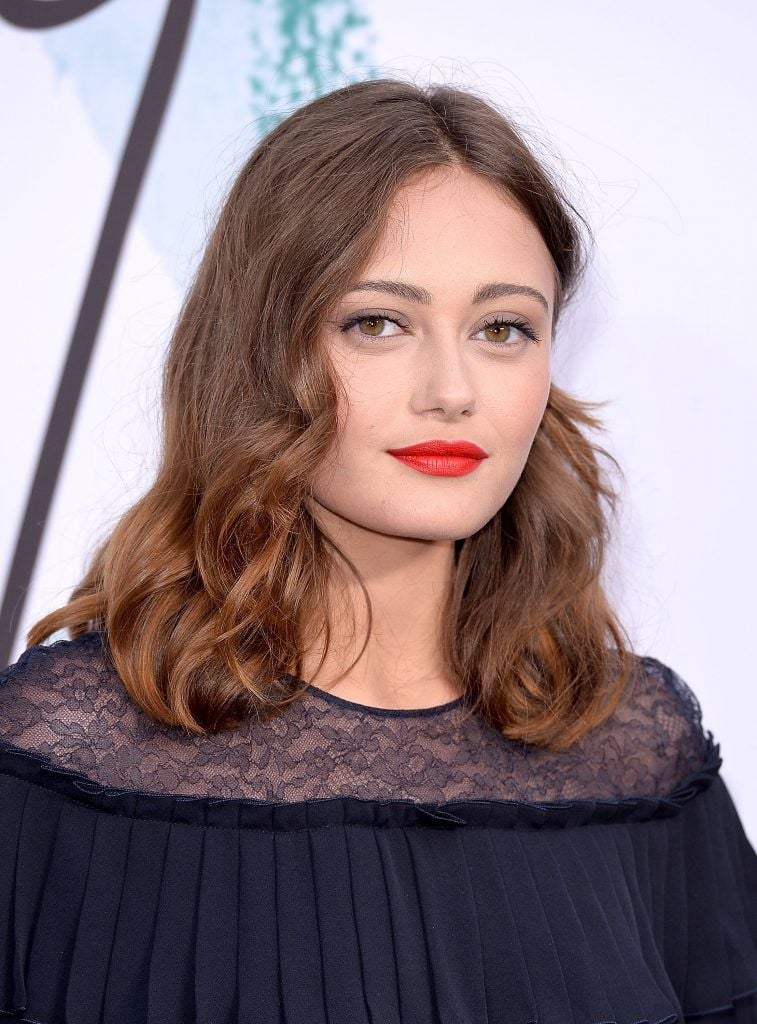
xmin=0 ymin=630 xmax=755 ymax=1024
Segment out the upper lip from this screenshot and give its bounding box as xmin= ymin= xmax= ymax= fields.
xmin=386 ymin=439 xmax=488 ymax=459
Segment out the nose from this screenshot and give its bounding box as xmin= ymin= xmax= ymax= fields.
xmin=412 ymin=333 xmax=477 ymax=417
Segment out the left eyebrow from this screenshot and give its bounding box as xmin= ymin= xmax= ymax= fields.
xmin=347 ymin=279 xmax=550 ymax=314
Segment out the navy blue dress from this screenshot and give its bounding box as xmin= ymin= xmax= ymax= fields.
xmin=0 ymin=630 xmax=755 ymax=1023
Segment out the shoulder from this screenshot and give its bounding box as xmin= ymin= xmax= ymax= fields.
xmin=632 ymin=654 xmax=705 ymax=728
xmin=0 ymin=630 xmax=126 ymax=760
xmin=599 ymin=652 xmax=711 ymax=794
xmin=0 ymin=629 xmax=111 ymax=699
xmin=526 ymin=653 xmax=713 ymax=801
xmin=622 ymin=654 xmax=706 ymax=745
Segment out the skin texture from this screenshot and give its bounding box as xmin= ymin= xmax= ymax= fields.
xmin=302 ymin=165 xmax=556 ymax=709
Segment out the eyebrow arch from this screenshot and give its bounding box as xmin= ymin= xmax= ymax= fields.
xmin=347 ymin=279 xmax=550 ymax=313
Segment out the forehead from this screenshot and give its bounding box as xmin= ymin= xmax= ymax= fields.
xmin=392 ymin=167 xmax=539 ymax=232
xmin=363 ymin=168 xmax=556 ymax=311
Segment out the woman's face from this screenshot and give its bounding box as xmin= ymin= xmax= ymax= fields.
xmin=308 ymin=166 xmax=555 ymax=546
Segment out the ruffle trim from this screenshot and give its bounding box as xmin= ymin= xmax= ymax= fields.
xmin=0 ymin=730 xmax=723 ymax=832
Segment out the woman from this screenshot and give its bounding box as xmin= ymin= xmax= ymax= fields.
xmin=1 ymin=77 xmax=755 ymax=1023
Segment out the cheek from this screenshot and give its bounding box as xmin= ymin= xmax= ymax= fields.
xmin=307 ymin=397 xmax=383 ymax=505
xmin=332 ymin=371 xmax=396 ymax=454
xmin=489 ymin=365 xmax=551 ymax=447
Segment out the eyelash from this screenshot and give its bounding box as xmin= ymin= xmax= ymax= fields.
xmin=337 ymin=310 xmax=541 ymax=348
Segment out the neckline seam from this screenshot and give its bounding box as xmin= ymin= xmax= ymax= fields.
xmin=281 ymin=676 xmax=465 ymax=717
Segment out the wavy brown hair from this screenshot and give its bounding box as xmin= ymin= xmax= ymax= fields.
xmin=26 ymin=77 xmax=638 ymax=750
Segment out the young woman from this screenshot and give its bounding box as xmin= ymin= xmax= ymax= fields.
xmin=1 ymin=78 xmax=755 ymax=1024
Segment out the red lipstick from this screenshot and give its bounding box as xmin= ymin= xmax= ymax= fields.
xmin=386 ymin=439 xmax=488 ymax=477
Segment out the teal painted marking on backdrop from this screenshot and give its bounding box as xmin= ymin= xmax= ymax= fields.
xmin=33 ymin=0 xmax=379 ymax=284
xmin=247 ymin=0 xmax=381 ymax=135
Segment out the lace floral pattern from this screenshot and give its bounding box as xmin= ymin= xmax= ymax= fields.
xmin=0 ymin=630 xmax=709 ymax=804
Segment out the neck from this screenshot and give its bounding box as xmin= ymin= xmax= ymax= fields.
xmin=298 ymin=515 xmax=461 ymax=709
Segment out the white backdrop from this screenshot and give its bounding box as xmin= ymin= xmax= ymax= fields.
xmin=1 ymin=0 xmax=755 ymax=837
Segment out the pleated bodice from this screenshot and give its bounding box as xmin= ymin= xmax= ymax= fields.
xmin=0 ymin=630 xmax=755 ymax=1023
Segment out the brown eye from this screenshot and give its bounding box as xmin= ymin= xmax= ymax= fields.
xmin=475 ymin=316 xmax=540 ymax=348
xmin=357 ymin=316 xmax=388 ymax=337
xmin=338 ymin=312 xmax=405 ymax=339
xmin=482 ymin=322 xmax=516 ymax=345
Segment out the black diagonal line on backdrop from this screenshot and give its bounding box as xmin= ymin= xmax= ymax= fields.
xmin=0 ymin=0 xmax=197 ymax=664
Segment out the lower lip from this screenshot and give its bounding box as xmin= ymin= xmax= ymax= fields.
xmin=388 ymin=453 xmax=485 ymax=477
